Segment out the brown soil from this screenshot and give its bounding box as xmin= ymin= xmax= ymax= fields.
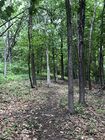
xmin=0 ymin=80 xmax=105 ymax=140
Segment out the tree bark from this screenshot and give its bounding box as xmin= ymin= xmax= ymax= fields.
xmin=60 ymin=34 xmax=64 ymax=80
xmin=88 ymin=0 xmax=97 ymax=90
xmin=65 ymin=0 xmax=74 ymax=114
xmin=28 ymin=14 xmax=34 ymax=88
xmin=3 ymin=0 xmax=12 ymax=77
xmin=46 ymin=48 xmax=51 ymax=86
xmin=78 ymin=0 xmax=86 ymax=104
xmin=99 ymin=0 xmax=105 ymax=88
xmin=4 ymin=21 xmax=11 ymax=77
xmin=28 ymin=2 xmax=37 ymax=88
xmin=4 ymin=47 xmax=7 ymax=78
xmin=31 ymin=51 xmax=37 ymax=86
xmin=52 ymin=48 xmax=56 ymax=82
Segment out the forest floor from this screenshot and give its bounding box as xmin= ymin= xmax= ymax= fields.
xmin=0 ymin=80 xmax=105 ymax=140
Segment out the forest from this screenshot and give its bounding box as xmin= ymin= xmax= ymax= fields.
xmin=0 ymin=0 xmax=105 ymax=139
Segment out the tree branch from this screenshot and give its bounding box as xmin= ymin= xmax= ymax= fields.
xmin=0 ymin=21 xmax=16 ymax=37
xmin=0 ymin=9 xmax=27 ymax=28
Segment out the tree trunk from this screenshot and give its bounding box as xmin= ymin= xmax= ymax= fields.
xmin=88 ymin=0 xmax=97 ymax=90
xmin=56 ymin=50 xmax=59 ymax=81
xmin=99 ymin=0 xmax=105 ymax=88
xmin=46 ymin=48 xmax=51 ymax=86
xmin=31 ymin=51 xmax=37 ymax=86
xmin=4 ymin=21 xmax=11 ymax=77
xmin=4 ymin=47 xmax=7 ymax=78
xmin=78 ymin=0 xmax=86 ymax=104
xmin=28 ymin=14 xmax=33 ymax=88
xmin=52 ymin=48 xmax=56 ymax=82
xmin=28 ymin=3 xmax=37 ymax=88
xmin=60 ymin=34 xmax=64 ymax=80
xmin=8 ymin=0 xmax=12 ymax=68
xmin=65 ymin=0 xmax=74 ymax=114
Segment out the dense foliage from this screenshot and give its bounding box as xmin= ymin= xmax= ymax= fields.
xmin=0 ymin=0 xmax=105 ymax=110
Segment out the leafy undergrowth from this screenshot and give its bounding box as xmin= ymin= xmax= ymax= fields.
xmin=0 ymin=80 xmax=105 ymax=140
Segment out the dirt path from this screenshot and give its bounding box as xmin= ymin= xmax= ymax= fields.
xmin=0 ymin=81 xmax=105 ymax=140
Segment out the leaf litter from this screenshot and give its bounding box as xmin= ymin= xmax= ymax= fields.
xmin=0 ymin=80 xmax=105 ymax=140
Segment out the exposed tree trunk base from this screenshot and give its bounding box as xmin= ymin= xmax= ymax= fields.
xmin=32 ymin=86 xmax=38 ymax=90
xmin=78 ymin=101 xmax=87 ymax=107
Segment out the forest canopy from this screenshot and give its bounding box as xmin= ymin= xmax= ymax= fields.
xmin=0 ymin=0 xmax=105 ymax=139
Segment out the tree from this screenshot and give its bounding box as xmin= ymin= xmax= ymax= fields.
xmin=88 ymin=0 xmax=97 ymax=90
xmin=28 ymin=0 xmax=37 ymax=88
xmin=65 ymin=0 xmax=74 ymax=113
xmin=78 ymin=0 xmax=86 ymax=104
xmin=4 ymin=21 xmax=11 ymax=78
xmin=99 ymin=0 xmax=105 ymax=88
xmin=60 ymin=31 xmax=64 ymax=80
xmin=46 ymin=47 xmax=51 ymax=86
